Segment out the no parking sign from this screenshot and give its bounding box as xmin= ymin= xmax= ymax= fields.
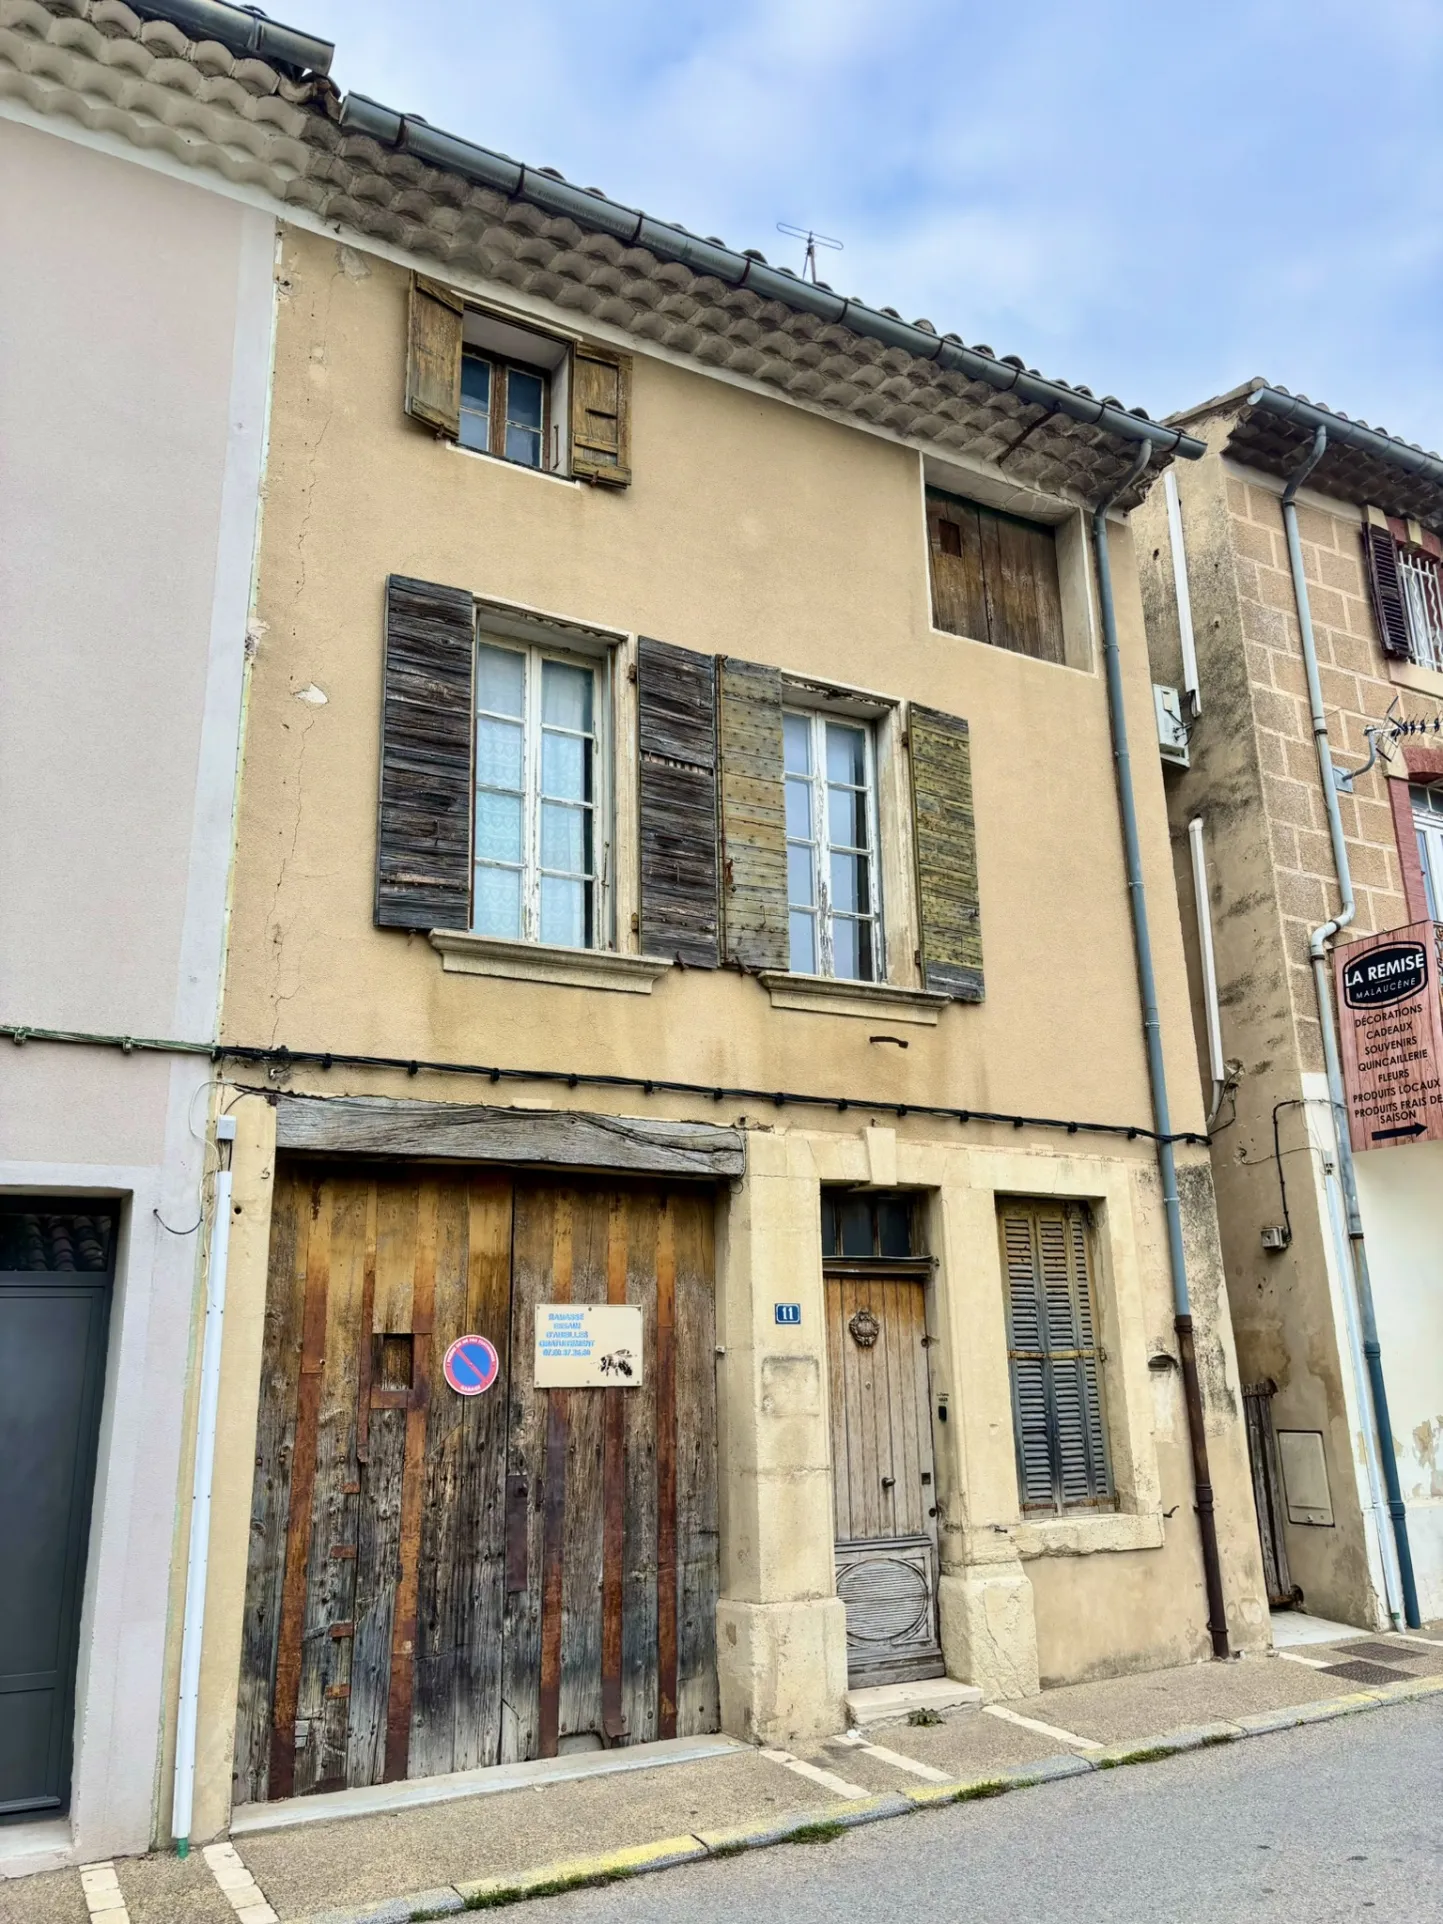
xmin=442 ymin=1334 xmax=500 ymax=1397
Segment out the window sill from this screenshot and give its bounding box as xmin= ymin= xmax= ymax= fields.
xmin=430 ymin=931 xmax=672 ymax=994
xmin=1387 ymin=656 xmax=1443 ymax=701
xmin=1013 ymin=1511 xmax=1165 ymax=1560
xmin=445 ymin=441 xmax=579 ymax=488
xmin=756 ymin=972 xmax=949 ymax=1027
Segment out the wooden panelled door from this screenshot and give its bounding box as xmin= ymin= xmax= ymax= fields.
xmin=235 ymin=1167 xmax=718 ymax=1804
xmin=825 ymin=1273 xmax=944 ymax=1686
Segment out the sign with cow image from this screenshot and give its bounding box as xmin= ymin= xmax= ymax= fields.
xmin=534 ymin=1303 xmax=644 ymax=1387
xmin=1335 ymin=921 xmax=1443 ymax=1151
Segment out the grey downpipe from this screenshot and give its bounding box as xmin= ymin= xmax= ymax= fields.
xmin=1092 ymin=445 xmax=1231 ymax=1659
xmin=1280 ymin=428 xmax=1421 ymax=1628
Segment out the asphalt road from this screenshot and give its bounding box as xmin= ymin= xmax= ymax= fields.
xmin=542 ymin=1701 xmax=1443 ymax=1923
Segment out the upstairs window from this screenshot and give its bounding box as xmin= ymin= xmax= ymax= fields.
xmin=473 ymin=639 xmax=601 ymax=949
xmin=1363 ymin=517 xmax=1443 ymax=673
xmin=405 ymin=273 xmax=631 ymax=486
xmin=784 ymin=710 xmax=882 ymax=981
xmin=459 ymin=351 xmax=548 ymax=468
xmin=1413 ymin=785 xmax=1443 ymax=919
xmin=927 ymin=488 xmax=1065 ymax=664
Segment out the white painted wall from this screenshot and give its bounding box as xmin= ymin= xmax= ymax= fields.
xmin=1354 ymin=1137 xmax=1443 ymax=1623
xmin=0 ymin=115 xmax=274 ymax=1866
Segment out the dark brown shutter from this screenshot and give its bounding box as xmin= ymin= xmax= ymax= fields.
xmin=637 ymin=637 xmax=718 ymax=967
xmin=926 ymin=490 xmax=1063 ymax=664
xmin=908 ymin=704 xmax=982 ymax=1001
xmin=571 ymin=344 xmax=632 ymax=487
xmin=405 ymin=275 xmax=463 ymax=439
xmin=375 ymin=575 xmax=474 ymax=930
xmin=1362 ymin=521 xmax=1411 ymax=659
xmin=717 ymin=657 xmax=788 ymax=971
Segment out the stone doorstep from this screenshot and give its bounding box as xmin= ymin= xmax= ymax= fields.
xmin=845 ymin=1678 xmax=983 ymax=1729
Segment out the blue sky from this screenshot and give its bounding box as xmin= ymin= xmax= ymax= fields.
xmin=299 ymin=0 xmax=1443 ymax=447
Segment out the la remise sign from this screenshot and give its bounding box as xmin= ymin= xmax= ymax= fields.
xmin=1335 ymin=921 xmax=1443 ymax=1152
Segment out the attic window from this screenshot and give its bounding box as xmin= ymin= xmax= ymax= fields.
xmin=404 ymin=274 xmax=631 ymax=486
xmin=926 ymin=488 xmax=1065 ymax=664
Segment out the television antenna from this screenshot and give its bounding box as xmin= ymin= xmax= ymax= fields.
xmin=777 ymin=223 xmax=843 ymax=285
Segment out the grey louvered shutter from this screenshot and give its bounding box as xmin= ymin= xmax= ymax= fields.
xmin=1038 ymin=1209 xmax=1111 ymax=1508
xmin=1000 ymin=1206 xmax=1055 ymax=1509
xmin=909 ymin=705 xmax=983 ymax=1001
xmin=375 ymin=575 xmax=474 ymax=930
xmin=718 ymin=657 xmax=788 ymax=970
xmin=1001 ymin=1203 xmax=1111 ymax=1512
xmin=637 ymin=636 xmax=719 ymax=966
xmin=1362 ymin=522 xmax=1412 ymax=660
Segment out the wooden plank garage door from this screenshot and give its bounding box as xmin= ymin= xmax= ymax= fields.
xmin=235 ymin=1168 xmax=717 ymax=1804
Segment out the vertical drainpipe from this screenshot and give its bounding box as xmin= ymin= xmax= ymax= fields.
xmin=1093 ymin=443 xmax=1231 ymax=1659
xmin=1279 ymin=428 xmax=1420 ymax=1628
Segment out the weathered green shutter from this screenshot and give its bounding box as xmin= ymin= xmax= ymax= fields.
xmin=717 ymin=657 xmax=788 ymax=971
xmin=1362 ymin=521 xmax=1411 ymax=660
xmin=1001 ymin=1203 xmax=1112 ymax=1513
xmin=405 ymin=274 xmax=463 ymax=439
xmin=375 ymin=575 xmax=474 ymax=931
xmin=908 ymin=705 xmax=982 ymax=1001
xmin=637 ymin=637 xmax=719 ymax=966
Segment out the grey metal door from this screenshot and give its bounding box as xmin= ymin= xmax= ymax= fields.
xmin=0 ymin=1205 xmax=115 ymax=1819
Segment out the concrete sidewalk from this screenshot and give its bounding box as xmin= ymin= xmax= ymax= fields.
xmin=7 ymin=1622 xmax=1442 ymax=1924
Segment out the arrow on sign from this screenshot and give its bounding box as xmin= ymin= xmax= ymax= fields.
xmin=1371 ymin=1121 xmax=1428 ymax=1141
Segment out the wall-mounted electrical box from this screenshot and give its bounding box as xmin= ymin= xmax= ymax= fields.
xmin=1154 ymin=684 xmax=1189 ymax=768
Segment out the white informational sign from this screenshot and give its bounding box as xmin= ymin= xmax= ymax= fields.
xmin=534 ymin=1304 xmax=644 ymax=1388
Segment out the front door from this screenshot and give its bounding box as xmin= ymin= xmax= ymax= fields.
xmin=236 ymin=1167 xmax=718 ymax=1804
xmin=0 ymin=1203 xmax=115 ymax=1819
xmin=826 ymin=1272 xmax=944 ymax=1686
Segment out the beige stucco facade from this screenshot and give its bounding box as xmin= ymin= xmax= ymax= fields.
xmin=1137 ymin=405 xmax=1443 ymax=1629
xmin=158 ymin=218 xmax=1275 ymax=1839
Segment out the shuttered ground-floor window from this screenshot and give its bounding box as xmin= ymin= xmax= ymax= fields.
xmin=999 ymin=1200 xmax=1113 ymax=1513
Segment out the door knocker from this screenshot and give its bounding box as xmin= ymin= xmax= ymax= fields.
xmin=848 ymin=1306 xmax=880 ymax=1348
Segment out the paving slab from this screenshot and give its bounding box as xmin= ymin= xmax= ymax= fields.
xmin=1031 ymin=1652 xmax=1347 ymax=1744
xmin=0 ymin=1864 xmax=86 ymax=1924
xmin=810 ymin=1706 xmax=1062 ymax=1781
xmin=117 ymin=1850 xmax=238 ymax=1924
xmin=238 ymin=1748 xmax=832 ymax=1921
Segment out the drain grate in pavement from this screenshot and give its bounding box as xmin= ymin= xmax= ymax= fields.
xmin=1341 ymin=1641 xmax=1432 ymax=1666
xmin=1319 ymin=1659 xmax=1411 ymax=1685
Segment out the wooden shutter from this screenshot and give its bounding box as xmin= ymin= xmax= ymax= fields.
xmin=405 ymin=274 xmax=463 ymax=439
xmin=908 ymin=705 xmax=982 ymax=1001
xmin=1362 ymin=521 xmax=1411 ymax=659
xmin=637 ymin=637 xmax=719 ymax=966
xmin=717 ymin=657 xmax=788 ymax=971
xmin=927 ymin=496 xmax=989 ymax=643
xmin=571 ymin=344 xmax=632 ymax=487
xmin=375 ymin=575 xmax=475 ymax=931
xmin=1000 ymin=1202 xmax=1112 ymax=1514
xmin=927 ymin=491 xmax=1063 ymax=664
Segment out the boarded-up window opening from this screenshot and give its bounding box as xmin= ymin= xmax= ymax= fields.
xmin=926 ymin=489 xmax=1065 ymax=664
xmin=999 ymin=1200 xmax=1113 ymax=1514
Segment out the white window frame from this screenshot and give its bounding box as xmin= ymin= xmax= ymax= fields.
xmin=1413 ymin=784 xmax=1443 ymax=921
xmin=784 ymin=707 xmax=885 ymax=982
xmin=1400 ymin=547 xmax=1443 ymax=674
xmin=472 ymin=635 xmax=611 ymax=950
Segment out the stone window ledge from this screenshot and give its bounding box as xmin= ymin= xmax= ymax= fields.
xmin=1388 ymin=657 xmax=1443 ymax=702
xmin=756 ymin=972 xmax=949 ymax=1026
xmin=1013 ymin=1511 xmax=1165 ymax=1560
xmin=430 ymin=931 xmax=673 ymax=994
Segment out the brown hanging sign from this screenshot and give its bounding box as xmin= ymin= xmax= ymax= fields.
xmin=1335 ymin=920 xmax=1443 ymax=1151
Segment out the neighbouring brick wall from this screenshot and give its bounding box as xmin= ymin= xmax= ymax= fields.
xmin=1221 ymin=466 xmax=1443 ymax=1071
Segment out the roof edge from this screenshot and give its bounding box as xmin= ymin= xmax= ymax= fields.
xmin=131 ymin=0 xmax=332 ymax=77
xmin=339 ymin=93 xmax=1204 ymax=463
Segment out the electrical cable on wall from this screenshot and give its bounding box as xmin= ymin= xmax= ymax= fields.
xmin=1 ymin=1021 xmax=1211 ymax=1147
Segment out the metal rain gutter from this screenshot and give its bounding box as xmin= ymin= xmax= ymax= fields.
xmin=1247 ymin=387 xmax=1443 ymax=492
xmin=338 ymin=93 xmax=1203 ymax=463
xmin=1278 ymin=427 xmax=1421 ymax=1628
xmin=134 ymin=1 xmax=334 ymax=76
xmin=1092 ymin=442 xmax=1231 ymax=1660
